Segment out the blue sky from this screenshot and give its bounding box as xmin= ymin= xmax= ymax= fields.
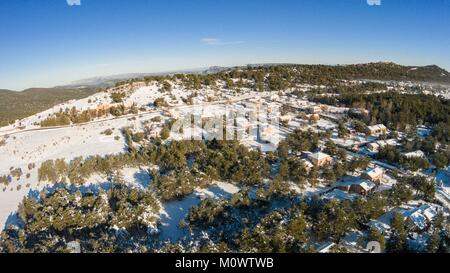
xmin=1 ymin=0 xmax=449 ymax=90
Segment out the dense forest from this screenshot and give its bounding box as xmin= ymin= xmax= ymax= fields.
xmin=0 ymin=185 xmax=160 ymax=253
xmin=0 ymin=87 xmax=97 ymax=126
xmin=2 ymin=126 xmax=448 ymax=253
xmin=2 ymin=170 xmax=448 ymax=253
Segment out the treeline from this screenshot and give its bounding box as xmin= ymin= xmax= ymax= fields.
xmin=40 ymin=104 xmax=138 ymax=127
xmin=2 ymin=177 xmax=447 ymax=253
xmin=117 ymin=63 xmax=450 ymax=94
xmin=300 ymin=82 xmax=387 ymax=97
xmin=37 ymin=137 xmax=270 ymax=201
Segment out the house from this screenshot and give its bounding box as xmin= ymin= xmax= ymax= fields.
xmin=266 ymin=102 xmax=280 ymax=113
xmin=367 ymin=139 xmax=398 ymax=153
xmin=96 ymin=104 xmax=111 ymax=112
xmin=361 ymin=167 xmax=384 ymax=184
xmin=401 ymin=205 xmax=439 ymax=231
xmin=168 ymin=108 xmax=181 ymax=119
xmin=308 ymin=152 xmax=332 ymax=167
xmin=309 ymin=106 xmax=322 ymax=115
xmin=368 ymin=124 xmax=388 ymax=136
xmin=377 ymin=204 xmax=441 ymax=232
xmin=334 ymin=177 xmax=377 ymax=196
xmin=349 ymin=180 xmax=376 ymax=195
xmin=367 ymin=142 xmax=380 ymax=153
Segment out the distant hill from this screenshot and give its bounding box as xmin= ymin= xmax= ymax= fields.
xmin=20 ymin=62 xmax=450 ymax=90
xmin=334 ymin=62 xmax=450 ymax=83
xmin=0 ymin=87 xmax=97 ymax=126
xmin=203 ymin=62 xmax=450 ymax=84
xmin=65 ymin=68 xmax=207 ymax=88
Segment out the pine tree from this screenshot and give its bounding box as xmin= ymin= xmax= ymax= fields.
xmin=288 ymin=214 xmax=308 ymax=243
xmin=387 ymin=213 xmax=408 ymax=253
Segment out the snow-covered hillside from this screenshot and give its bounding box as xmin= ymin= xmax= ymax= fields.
xmin=0 ymin=80 xmax=240 ymax=229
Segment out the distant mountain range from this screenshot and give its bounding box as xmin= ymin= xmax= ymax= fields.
xmin=58 ymin=64 xmax=312 ymax=88
xmin=63 ymin=67 xmax=208 ymax=88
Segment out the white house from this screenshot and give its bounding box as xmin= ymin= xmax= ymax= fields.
xmin=361 ymin=167 xmax=384 ymax=184
xmin=308 ymin=152 xmax=332 ymax=167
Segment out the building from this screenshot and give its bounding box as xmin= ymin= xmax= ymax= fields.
xmin=367 ymin=142 xmax=380 ymax=153
xmin=361 ymin=167 xmax=384 ymax=184
xmin=349 ymin=180 xmax=376 ymax=196
xmin=96 ymin=104 xmax=111 ymax=112
xmin=308 ymin=152 xmax=332 ymax=167
xmin=334 ymin=177 xmax=377 ymax=196
xmin=375 ymin=204 xmax=441 ymax=233
xmin=401 ymin=204 xmax=439 ymax=231
xmin=368 ymin=124 xmax=388 ymax=136
xmin=308 ymin=106 xmax=323 ymax=115
xmin=367 ymin=139 xmax=399 ymax=153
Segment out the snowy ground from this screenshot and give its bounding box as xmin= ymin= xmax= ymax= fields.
xmin=158 ymin=182 xmax=239 ymax=242
xmin=0 ymin=111 xmax=161 ymax=228
xmin=0 ymin=83 xmax=271 ymax=229
xmin=436 ymin=169 xmax=450 ymax=193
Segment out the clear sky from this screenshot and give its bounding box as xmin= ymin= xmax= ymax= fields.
xmin=1 ymin=0 xmax=449 ymax=90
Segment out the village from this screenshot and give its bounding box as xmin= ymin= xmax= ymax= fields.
xmin=0 ymin=72 xmax=449 ymax=253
